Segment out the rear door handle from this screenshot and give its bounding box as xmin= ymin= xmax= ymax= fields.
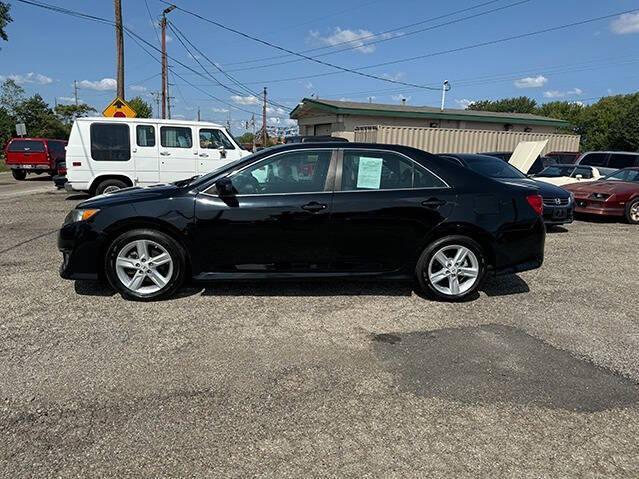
xmin=160 ymin=151 xmax=171 ymax=156
xmin=301 ymin=201 xmax=327 ymax=213
xmin=421 ymin=198 xmax=447 ymax=208
xmin=199 ymin=153 xmax=209 ymax=158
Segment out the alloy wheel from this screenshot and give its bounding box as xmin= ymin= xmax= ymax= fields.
xmin=115 ymin=239 xmax=174 ymax=295
xmin=631 ymin=202 xmax=639 ymax=222
xmin=427 ymin=244 xmax=480 ymax=297
xmin=103 ymin=185 xmax=122 ymax=194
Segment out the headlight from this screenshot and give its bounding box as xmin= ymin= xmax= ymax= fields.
xmin=589 ymin=192 xmax=611 ymax=200
xmin=63 ymin=208 xmax=100 ymax=225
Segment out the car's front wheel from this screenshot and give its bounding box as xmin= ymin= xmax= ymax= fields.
xmin=624 ymin=198 xmax=639 ymax=224
xmin=105 ymin=229 xmax=186 ymax=301
xmin=415 ymin=235 xmax=486 ymax=301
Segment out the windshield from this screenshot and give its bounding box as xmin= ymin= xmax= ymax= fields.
xmin=536 ymin=166 xmax=575 ymax=178
xmin=464 ymin=155 xmax=526 ymax=179
xmin=604 ymin=169 xmax=639 ymax=182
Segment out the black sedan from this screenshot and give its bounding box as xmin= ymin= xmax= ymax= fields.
xmin=59 ymin=143 xmax=545 ymax=302
xmin=441 ymin=154 xmax=574 ymax=226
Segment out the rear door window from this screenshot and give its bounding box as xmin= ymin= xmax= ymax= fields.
xmin=161 ymin=126 xmax=192 ymax=148
xmin=90 ymin=123 xmax=131 ymax=161
xmin=608 ymin=154 xmax=638 ymax=169
xmin=8 ymin=140 xmax=45 ymax=152
xmin=580 ymin=153 xmax=608 ymax=167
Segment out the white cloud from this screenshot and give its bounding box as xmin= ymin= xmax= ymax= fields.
xmin=58 ymin=96 xmax=86 ymax=104
xmin=230 ymin=95 xmax=259 ymax=105
xmin=268 ymin=117 xmax=297 ymax=126
xmin=78 ymin=78 xmax=117 ymax=91
xmin=129 ymin=85 xmax=147 ymax=92
xmin=212 ymin=107 xmax=229 ymax=113
xmin=455 ymin=99 xmax=475 ymax=109
xmin=543 ymin=87 xmax=583 ymax=99
xmin=382 ymin=72 xmax=405 ymax=82
xmin=611 ymin=12 xmax=639 ymax=34
xmin=266 ymin=106 xmax=287 ymax=115
xmin=309 ymin=28 xmax=394 ymax=54
xmin=0 ymin=72 xmax=53 ymax=85
xmin=514 ymin=75 xmax=548 ymax=88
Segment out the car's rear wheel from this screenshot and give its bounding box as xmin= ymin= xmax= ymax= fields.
xmin=95 ymin=178 xmax=127 ymax=196
xmin=625 ymin=198 xmax=639 ymax=224
xmin=105 ymin=229 xmax=186 ymax=301
xmin=11 ymin=169 xmax=26 ymax=181
xmin=415 ymin=235 xmax=486 ymax=301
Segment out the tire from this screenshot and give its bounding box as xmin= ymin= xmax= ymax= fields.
xmin=11 ymin=169 xmax=26 ymax=181
xmin=105 ymin=229 xmax=186 ymax=301
xmin=625 ymin=198 xmax=639 ymax=225
xmin=415 ymin=235 xmax=486 ymax=302
xmin=94 ymin=178 xmax=127 ymax=196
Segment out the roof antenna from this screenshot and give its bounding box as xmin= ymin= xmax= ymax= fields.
xmin=441 ymin=80 xmax=451 ymax=111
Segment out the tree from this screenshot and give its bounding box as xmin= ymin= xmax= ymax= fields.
xmin=0 ymin=105 xmax=13 ymax=150
xmin=14 ymin=94 xmax=67 ymax=139
xmin=580 ymin=94 xmax=639 ymax=151
xmin=536 ymin=101 xmax=585 ymax=134
xmin=0 ymin=1 xmax=12 ymax=44
xmin=128 ymin=96 xmax=152 ymax=118
xmin=0 ymin=79 xmax=25 ymax=115
xmin=236 ymin=132 xmax=254 ymax=144
xmin=55 ymin=103 xmax=96 ymax=128
xmin=468 ymin=96 xmax=538 ymax=114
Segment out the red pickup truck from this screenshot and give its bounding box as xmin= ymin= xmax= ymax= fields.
xmin=3 ymin=138 xmax=67 ymax=180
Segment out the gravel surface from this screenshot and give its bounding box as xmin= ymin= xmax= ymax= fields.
xmin=1 ymin=183 xmax=638 ymax=478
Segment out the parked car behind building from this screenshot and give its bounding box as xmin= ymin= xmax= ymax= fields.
xmin=64 ymin=117 xmax=249 ymax=196
xmin=59 ymin=143 xmax=546 ymax=302
xmin=4 ymin=138 xmax=67 ymax=180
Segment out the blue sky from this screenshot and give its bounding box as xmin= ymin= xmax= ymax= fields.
xmin=1 ymin=0 xmax=639 ymax=133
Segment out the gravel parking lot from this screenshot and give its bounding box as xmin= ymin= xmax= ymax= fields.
xmin=1 ymin=173 xmax=638 ymax=478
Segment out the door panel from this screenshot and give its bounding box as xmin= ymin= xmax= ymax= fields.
xmin=132 ymin=124 xmax=160 ymax=185
xmin=331 ymin=149 xmax=455 ymax=272
xmin=192 ymin=149 xmax=336 ymax=274
xmin=196 ymin=127 xmax=240 ymax=175
xmin=159 ymin=126 xmax=197 ymax=182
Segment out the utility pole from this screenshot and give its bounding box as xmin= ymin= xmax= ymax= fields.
xmin=114 ymin=0 xmax=125 ymax=99
xmin=73 ymin=80 xmax=79 ymax=106
xmin=261 ymin=86 xmax=267 ymax=147
xmin=197 ymin=107 xmax=201 ymax=122
xmin=440 ymin=80 xmax=451 ymax=111
xmin=151 ymin=91 xmax=161 ymax=118
xmin=161 ymin=5 xmax=176 ymax=119
xmin=251 ymin=114 xmax=256 ymax=152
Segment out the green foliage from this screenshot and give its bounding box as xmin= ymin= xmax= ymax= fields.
xmin=467 ymin=93 xmax=639 ymax=152
xmin=14 ymin=94 xmax=67 ymax=138
xmin=0 ymin=79 xmax=25 ymax=114
xmin=468 ymin=96 xmax=538 ymax=114
xmin=236 ymin=132 xmax=254 ymax=144
xmin=0 ymin=1 xmax=12 ymax=43
xmin=128 ymin=96 xmax=153 ymax=118
xmin=55 ymin=103 xmax=96 ymax=126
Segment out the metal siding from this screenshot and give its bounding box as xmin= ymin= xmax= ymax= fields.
xmin=354 ymin=125 xmax=580 ymax=154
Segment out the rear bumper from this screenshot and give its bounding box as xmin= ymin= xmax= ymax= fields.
xmin=542 ymin=203 xmax=574 ymax=225
xmin=7 ymin=164 xmax=52 ymax=171
xmin=493 ymin=217 xmax=545 ymax=275
xmin=65 ymin=181 xmax=89 ymax=192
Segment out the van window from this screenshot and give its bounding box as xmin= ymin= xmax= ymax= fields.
xmin=136 ymin=125 xmax=156 ymax=147
xmin=573 ymin=167 xmax=593 ymax=179
xmin=90 ymin=124 xmax=131 ymax=161
xmin=47 ymin=141 xmax=66 ymax=158
xmin=8 ymin=140 xmax=45 ymax=152
xmin=580 ymin=153 xmax=608 ymax=167
xmin=608 ymin=153 xmax=638 ymax=169
xmin=161 ymin=126 xmax=192 ymax=148
xmin=199 ymin=128 xmax=235 ymax=150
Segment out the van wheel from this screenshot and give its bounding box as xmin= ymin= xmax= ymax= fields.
xmin=11 ymin=170 xmax=26 ymax=181
xmin=94 ymin=178 xmax=127 ymax=195
xmin=105 ymin=229 xmax=186 ymax=301
xmin=625 ymin=198 xmax=639 ymax=224
xmin=415 ymin=235 xmax=486 ymax=302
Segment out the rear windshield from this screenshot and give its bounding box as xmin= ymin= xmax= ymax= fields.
xmin=464 ymin=155 xmax=526 ymax=179
xmin=8 ymin=140 xmax=46 ymax=152
xmin=536 ymin=166 xmax=575 ymax=177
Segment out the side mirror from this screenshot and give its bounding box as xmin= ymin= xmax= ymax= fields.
xmin=215 ymin=177 xmax=234 ymax=196
xmin=218 ymin=145 xmax=227 ymax=159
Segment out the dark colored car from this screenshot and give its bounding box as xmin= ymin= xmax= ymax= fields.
xmin=59 ymin=143 xmax=545 ymax=302
xmin=545 ymin=151 xmax=580 ymax=164
xmin=441 ymin=154 xmax=574 ymax=226
xmin=284 ymin=135 xmax=348 ymax=144
xmin=564 ymin=168 xmax=639 ymax=224
xmin=480 ymin=151 xmax=512 ymax=162
xmin=4 ymin=138 xmax=67 ymax=180
xmin=480 ymin=151 xmax=559 ymax=175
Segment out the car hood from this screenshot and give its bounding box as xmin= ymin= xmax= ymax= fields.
xmin=497 ymin=177 xmax=570 ymax=198
xmin=78 ymin=183 xmax=181 ymax=208
xmin=564 ymin=180 xmax=639 ymax=195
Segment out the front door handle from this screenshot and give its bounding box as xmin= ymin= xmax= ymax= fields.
xmin=199 ymin=153 xmax=209 ymax=158
xmin=160 ymin=151 xmax=171 ymax=156
xmin=421 ymin=198 xmax=446 ymax=208
xmin=301 ymin=201 xmax=327 ymax=213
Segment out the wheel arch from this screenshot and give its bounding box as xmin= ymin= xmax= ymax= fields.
xmin=417 ymin=222 xmax=496 ymax=269
xmin=89 ymin=174 xmax=135 ymax=195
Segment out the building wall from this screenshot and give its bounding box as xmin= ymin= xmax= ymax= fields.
xmin=296 ymin=111 xmax=560 ymax=141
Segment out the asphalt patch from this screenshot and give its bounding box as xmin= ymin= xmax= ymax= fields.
xmin=373 ymin=324 xmax=639 ymax=412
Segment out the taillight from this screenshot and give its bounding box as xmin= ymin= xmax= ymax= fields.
xmin=526 ymin=194 xmax=543 ymax=216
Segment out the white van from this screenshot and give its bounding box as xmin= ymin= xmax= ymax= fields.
xmin=65 ymin=117 xmax=249 ymax=195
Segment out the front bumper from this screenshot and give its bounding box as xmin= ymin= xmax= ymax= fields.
xmin=58 ymin=222 xmax=103 ymax=280
xmin=573 ymin=198 xmax=624 ymax=217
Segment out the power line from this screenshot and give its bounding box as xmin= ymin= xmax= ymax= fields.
xmin=224 ymin=0 xmax=532 ymax=73
xmin=159 ymin=0 xmax=442 ymax=91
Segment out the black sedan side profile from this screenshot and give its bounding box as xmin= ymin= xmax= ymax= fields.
xmin=59 ymin=143 xmax=545 ymax=302
xmin=441 ymin=153 xmax=574 ymax=226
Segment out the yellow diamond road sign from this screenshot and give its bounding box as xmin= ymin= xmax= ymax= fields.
xmin=103 ymin=97 xmax=137 ymax=118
